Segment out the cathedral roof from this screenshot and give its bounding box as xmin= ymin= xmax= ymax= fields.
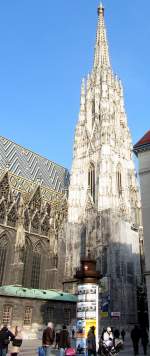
xmin=0 ymin=136 xmax=69 ymax=194
xmin=133 ymin=130 xmax=150 ymax=155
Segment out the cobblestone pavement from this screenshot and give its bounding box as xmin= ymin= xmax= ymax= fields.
xmin=8 ymin=339 xmax=150 ymax=356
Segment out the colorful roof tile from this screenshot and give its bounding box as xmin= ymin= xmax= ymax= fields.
xmin=0 ymin=136 xmax=69 ymax=193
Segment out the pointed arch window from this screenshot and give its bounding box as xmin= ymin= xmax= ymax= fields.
xmin=92 ymin=100 xmax=95 ymax=127
xmin=116 ymin=166 xmax=122 ymax=197
xmin=0 ymin=237 xmax=8 ymax=285
xmin=88 ymin=163 xmax=95 ymax=203
xmin=31 ymin=244 xmax=41 ymax=289
xmin=92 ymin=99 xmax=95 ymax=115
xmin=22 ymin=239 xmax=32 ymax=287
xmin=80 ymin=227 xmax=86 ymax=258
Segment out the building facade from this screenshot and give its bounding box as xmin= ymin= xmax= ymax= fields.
xmin=134 ymin=131 xmax=150 ymax=331
xmin=0 ymin=136 xmax=69 ymax=290
xmin=65 ymin=4 xmax=142 ymax=325
xmin=0 ymin=285 xmax=76 ymax=338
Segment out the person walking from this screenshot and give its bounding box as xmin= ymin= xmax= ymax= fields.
xmin=10 ymin=326 xmax=23 ymax=356
xmin=42 ymin=322 xmax=55 ymax=356
xmin=55 ymin=326 xmax=61 ymax=349
xmin=114 ymin=329 xmax=120 ymax=339
xmin=121 ymin=329 xmax=126 ymax=342
xmin=0 ymin=326 xmax=15 ymax=356
xmin=130 ymin=325 xmax=141 ymax=356
xmin=141 ymin=328 xmax=149 ymax=355
xmin=59 ymin=325 xmax=70 ymax=356
xmin=103 ymin=327 xmax=114 ymax=348
xmin=87 ymin=326 xmax=96 ymax=356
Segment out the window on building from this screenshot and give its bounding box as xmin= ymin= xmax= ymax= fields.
xmin=31 ymin=251 xmax=41 ymax=289
xmin=80 ymin=227 xmax=86 ymax=258
xmin=117 ymin=169 xmax=122 ymax=197
xmin=88 ymin=163 xmax=95 ymax=203
xmin=46 ymin=307 xmax=54 ymax=324
xmin=64 ymin=308 xmax=71 ymax=325
xmin=2 ymin=305 xmax=12 ymax=325
xmin=22 ymin=239 xmax=33 ymax=288
xmin=24 ymin=306 xmax=32 ymax=325
xmin=115 ymin=250 xmax=121 ymax=278
xmin=92 ymin=100 xmax=95 ymax=115
xmin=0 ymin=238 xmax=7 ymax=285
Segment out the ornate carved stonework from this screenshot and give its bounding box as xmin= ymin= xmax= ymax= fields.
xmin=65 ymin=3 xmax=143 ymax=326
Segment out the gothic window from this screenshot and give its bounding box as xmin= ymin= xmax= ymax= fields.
xmin=31 ymin=244 xmax=41 ymax=289
xmin=0 ymin=200 xmax=6 ymax=224
xmin=24 ymin=306 xmax=32 ymax=325
xmin=92 ymin=99 xmax=95 ymax=115
xmin=22 ymin=239 xmax=32 ymax=287
xmin=92 ymin=100 xmax=95 ymax=127
xmin=115 ymin=250 xmax=121 ymax=278
xmin=88 ymin=163 xmax=95 ymax=202
xmin=80 ymin=227 xmax=86 ymax=258
xmin=116 ymin=167 xmax=122 ymax=197
xmin=0 ymin=237 xmax=8 ymax=285
xmin=7 ymin=205 xmax=17 ymax=227
xmin=2 ymin=305 xmax=12 ymax=325
xmin=102 ymin=247 xmax=107 ymax=275
xmin=127 ymin=261 xmax=134 ymax=284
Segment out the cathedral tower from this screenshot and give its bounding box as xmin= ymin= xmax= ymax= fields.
xmin=66 ymin=4 xmax=142 ymax=325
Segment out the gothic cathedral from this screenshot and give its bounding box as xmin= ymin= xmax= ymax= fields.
xmin=65 ymin=4 xmax=142 ymax=325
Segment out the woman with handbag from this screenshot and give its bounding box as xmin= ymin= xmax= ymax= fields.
xmin=10 ymin=326 xmax=23 ymax=356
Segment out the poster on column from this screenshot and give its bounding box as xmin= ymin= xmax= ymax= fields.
xmin=76 ymin=284 xmax=98 ymax=354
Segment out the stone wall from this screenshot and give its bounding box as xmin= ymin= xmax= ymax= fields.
xmin=0 ymin=295 xmax=76 ymax=339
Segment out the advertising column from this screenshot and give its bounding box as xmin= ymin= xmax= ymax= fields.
xmin=75 ymin=258 xmax=101 ymax=354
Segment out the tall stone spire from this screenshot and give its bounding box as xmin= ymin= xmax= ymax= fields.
xmin=65 ymin=4 xmax=142 ymax=327
xmin=94 ymin=2 xmax=110 ymax=68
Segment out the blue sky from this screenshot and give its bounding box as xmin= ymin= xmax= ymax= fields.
xmin=0 ymin=0 xmax=149 ymax=169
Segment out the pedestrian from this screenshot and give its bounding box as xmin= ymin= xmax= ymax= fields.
xmin=121 ymin=329 xmax=126 ymax=342
xmin=55 ymin=326 xmax=61 ymax=349
xmin=59 ymin=325 xmax=70 ymax=356
xmin=87 ymin=326 xmax=96 ymax=356
xmin=42 ymin=322 xmax=55 ymax=356
xmin=98 ymin=328 xmax=106 ymax=354
xmin=0 ymin=325 xmax=15 ymax=356
xmin=130 ymin=325 xmax=141 ymax=356
xmin=71 ymin=329 xmax=75 ymax=339
xmin=114 ymin=329 xmax=120 ymax=339
xmin=141 ymin=328 xmax=149 ymax=355
xmin=103 ymin=326 xmax=114 ymax=348
xmin=10 ymin=326 xmax=23 ymax=356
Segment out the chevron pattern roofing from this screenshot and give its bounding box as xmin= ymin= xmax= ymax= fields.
xmin=0 ymin=136 xmax=69 ymax=193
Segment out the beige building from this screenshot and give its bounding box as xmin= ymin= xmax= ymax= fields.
xmin=134 ymin=130 xmax=150 ymax=330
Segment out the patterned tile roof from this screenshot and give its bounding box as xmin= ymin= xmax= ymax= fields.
xmin=0 ymin=136 xmax=69 ymax=193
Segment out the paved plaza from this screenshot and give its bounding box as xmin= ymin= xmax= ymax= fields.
xmin=10 ymin=338 xmax=150 ymax=356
